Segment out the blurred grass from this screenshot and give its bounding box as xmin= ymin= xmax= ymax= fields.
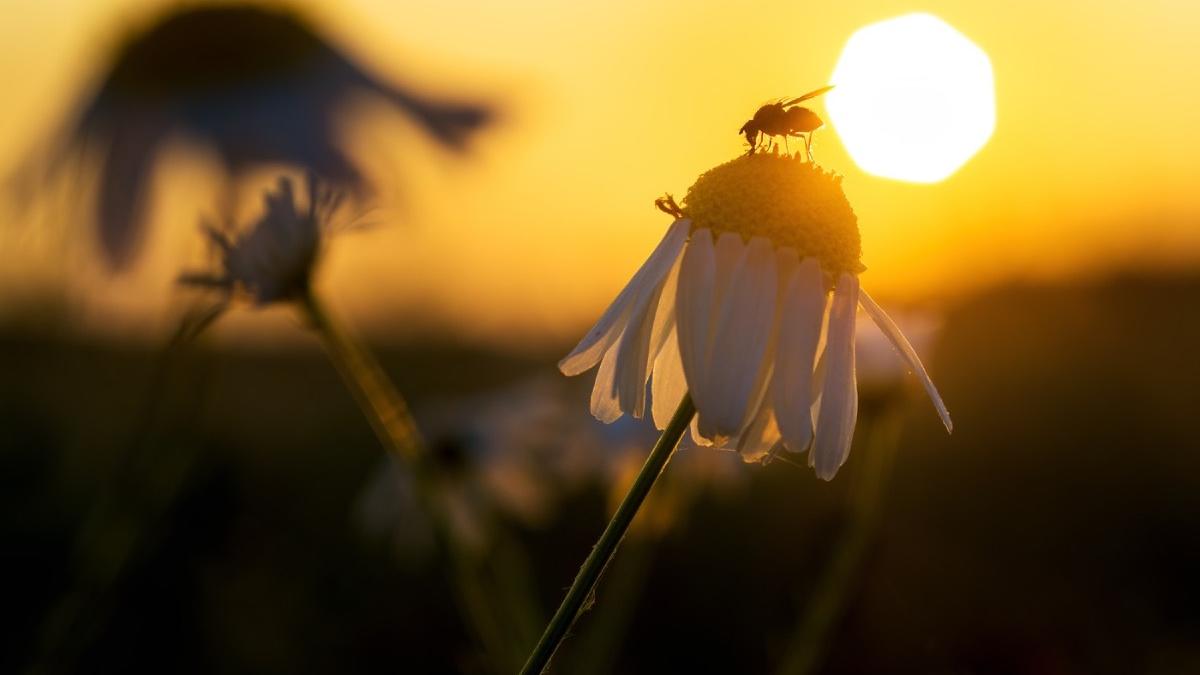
xmin=2 ymin=271 xmax=1200 ymax=673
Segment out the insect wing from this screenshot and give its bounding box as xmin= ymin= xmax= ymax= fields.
xmin=783 ymin=85 xmax=834 ymax=106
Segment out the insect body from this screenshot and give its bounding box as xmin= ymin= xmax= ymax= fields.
xmin=739 ymin=85 xmax=834 ymax=160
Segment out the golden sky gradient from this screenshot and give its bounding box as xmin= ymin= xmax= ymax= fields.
xmin=1 ymin=0 xmax=1198 ymax=348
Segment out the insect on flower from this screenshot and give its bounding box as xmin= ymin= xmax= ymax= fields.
xmin=562 ymin=152 xmax=952 ymax=480
xmin=739 ymin=85 xmax=834 ymax=159
xmin=527 ymin=101 xmax=956 ymax=675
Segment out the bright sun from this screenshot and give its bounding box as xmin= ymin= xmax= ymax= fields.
xmin=826 ymin=13 xmax=995 ymax=183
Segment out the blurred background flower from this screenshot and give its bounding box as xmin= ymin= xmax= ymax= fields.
xmin=9 ymin=3 xmax=492 ymax=268
xmin=356 ymin=374 xmax=601 ymax=561
xmin=179 ymin=174 xmax=346 ymax=307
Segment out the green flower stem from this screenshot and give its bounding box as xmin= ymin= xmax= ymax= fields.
xmin=301 ymin=290 xmax=424 ymax=463
xmin=566 ymin=533 xmax=658 ymax=675
xmin=520 ymin=394 xmax=697 ymax=675
xmin=776 ymin=405 xmax=906 ymax=675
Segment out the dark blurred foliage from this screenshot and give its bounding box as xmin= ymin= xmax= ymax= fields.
xmin=3 ymin=271 xmax=1200 ymax=674
xmin=11 ymin=3 xmax=493 ymax=267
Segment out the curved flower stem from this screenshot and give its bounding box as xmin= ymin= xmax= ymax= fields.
xmin=520 ymin=394 xmax=696 ymax=675
xmin=776 ymin=405 xmax=905 ymax=675
xmin=302 ymin=290 xmax=532 ymax=671
xmin=300 ymin=290 xmax=424 ymax=462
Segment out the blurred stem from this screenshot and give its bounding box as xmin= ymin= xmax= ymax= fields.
xmin=520 ymin=394 xmax=696 ymax=675
xmin=170 ymin=300 xmax=228 ymax=347
xmin=302 ymin=289 xmax=529 ymax=672
xmin=300 ymin=290 xmax=424 ymax=462
xmin=489 ymin=532 xmax=548 ymax=666
xmin=27 ymin=301 xmax=225 ymax=675
xmin=776 ymin=405 xmax=906 ymax=675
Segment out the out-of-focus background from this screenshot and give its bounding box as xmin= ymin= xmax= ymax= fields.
xmin=2 ymin=1 xmax=1199 ymax=673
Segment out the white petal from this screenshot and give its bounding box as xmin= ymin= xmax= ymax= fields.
xmin=613 ymin=255 xmax=680 ymax=417
xmin=559 ymin=219 xmax=689 ymax=376
xmin=639 ymin=254 xmax=682 ymax=411
xmin=675 ymin=228 xmax=717 ymax=436
xmin=688 ymin=231 xmax=752 ymax=442
xmin=812 ymin=274 xmax=860 ymax=481
xmin=858 ymin=289 xmax=954 ymax=433
xmin=711 ymin=232 xmax=745 ymax=301
xmin=688 ymin=416 xmax=713 ymax=447
xmin=589 ymin=343 xmax=623 ymax=423
xmin=650 ymin=325 xmax=687 ymax=430
xmin=702 ymin=236 xmax=779 ymax=441
xmin=772 ymin=257 xmax=826 ymax=453
xmin=735 ymin=397 xmax=781 ymax=463
xmin=611 ymin=294 xmax=659 ymax=418
xmin=648 ymin=257 xmax=681 ymax=362
xmin=774 ymin=247 xmax=800 ymax=296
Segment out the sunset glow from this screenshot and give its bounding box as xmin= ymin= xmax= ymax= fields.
xmin=826 ymin=14 xmax=995 ymax=183
xmin=1 ymin=1 xmax=1199 ymax=343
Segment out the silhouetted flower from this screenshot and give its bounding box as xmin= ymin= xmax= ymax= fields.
xmin=178 ymin=174 xmax=340 ymax=305
xmin=19 ymin=4 xmax=492 ymax=266
xmin=560 ymin=153 xmax=952 ymax=480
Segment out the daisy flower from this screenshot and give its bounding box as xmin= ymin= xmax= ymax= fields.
xmin=560 ymin=152 xmax=952 ymax=480
xmin=179 ymin=174 xmax=340 ymax=305
xmin=178 ymin=173 xmax=424 ymax=465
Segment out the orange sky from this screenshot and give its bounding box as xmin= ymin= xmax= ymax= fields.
xmin=1 ymin=0 xmax=1198 ymax=348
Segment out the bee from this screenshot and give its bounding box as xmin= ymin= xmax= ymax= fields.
xmin=739 ymin=85 xmax=834 ymax=160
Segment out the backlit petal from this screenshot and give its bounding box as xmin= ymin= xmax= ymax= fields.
xmin=589 ymin=343 xmax=623 ymax=423
xmin=812 ymin=274 xmax=859 ymax=480
xmin=559 ymin=219 xmax=689 ymax=376
xmin=858 ymin=289 xmax=953 ymax=433
xmin=688 ymin=416 xmax=713 ymax=447
xmin=675 ymin=228 xmax=717 ymax=436
xmin=735 ymin=397 xmax=781 ymax=463
xmin=651 ymin=325 xmax=687 ymax=430
xmin=773 ymin=257 xmax=826 ymax=453
xmin=613 ymin=255 xmax=680 ymax=417
xmin=692 ymin=232 xmax=752 ymax=442
xmin=703 ymin=236 xmax=778 ymax=440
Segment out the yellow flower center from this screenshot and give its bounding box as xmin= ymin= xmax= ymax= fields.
xmin=681 ymin=153 xmax=864 ymax=275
